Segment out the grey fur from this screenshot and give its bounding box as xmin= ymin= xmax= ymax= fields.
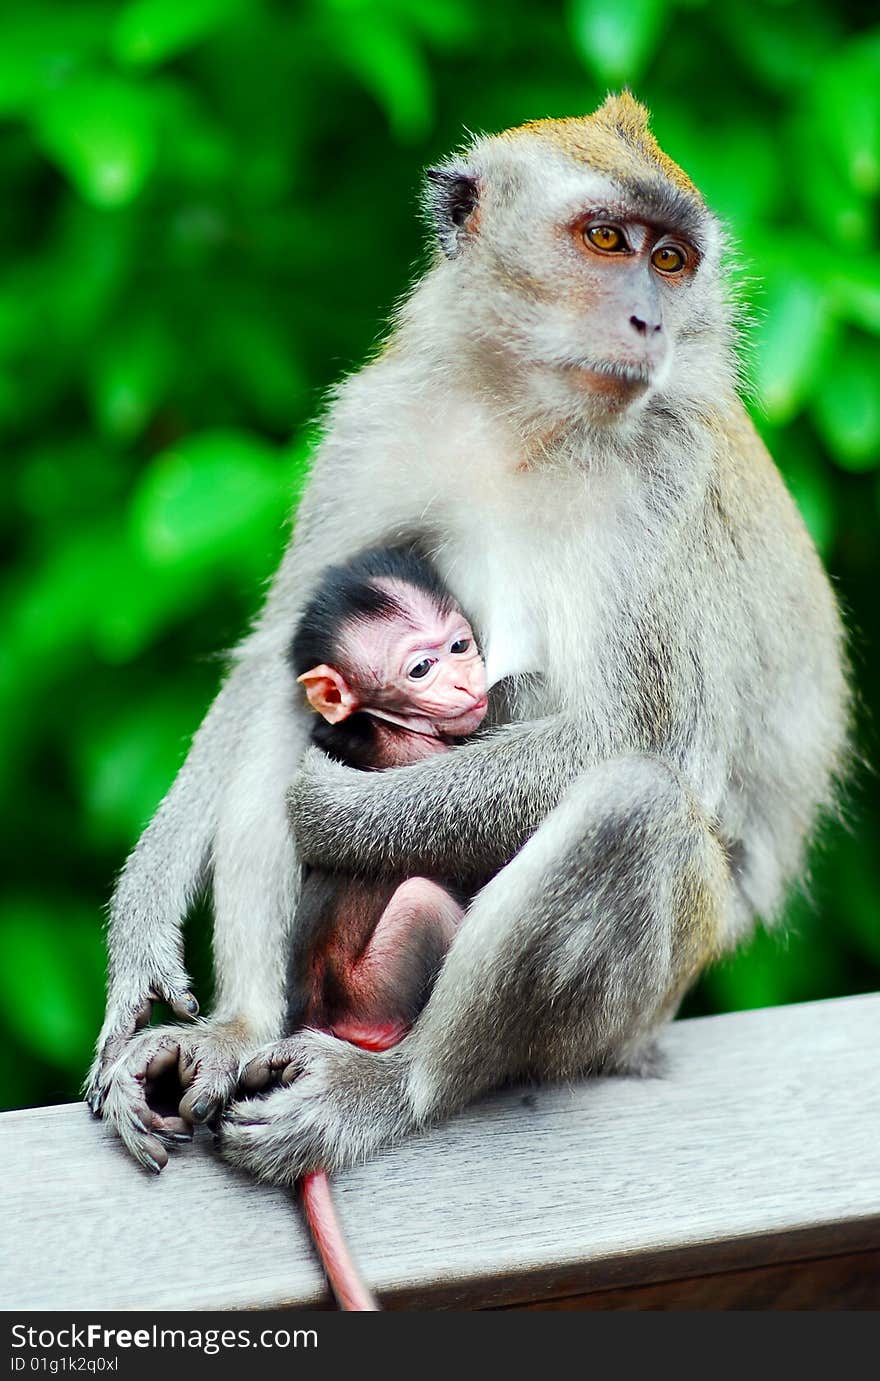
xmin=86 ymin=99 xmax=848 ymax=1183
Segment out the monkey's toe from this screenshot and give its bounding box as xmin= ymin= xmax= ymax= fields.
xmin=239 ymin=1037 xmax=305 ymax=1093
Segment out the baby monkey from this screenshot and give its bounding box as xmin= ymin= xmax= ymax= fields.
xmin=244 ymin=545 xmax=488 ymax=1309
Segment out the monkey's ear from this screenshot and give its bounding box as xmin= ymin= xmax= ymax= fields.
xmin=297 ymin=665 xmax=360 ymax=724
xmin=424 ymin=166 xmax=480 ymax=258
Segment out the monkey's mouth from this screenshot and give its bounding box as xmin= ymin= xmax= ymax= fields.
xmin=442 ymin=696 xmax=489 ymax=734
xmin=561 ymin=358 xmax=657 ymax=412
xmin=567 ymin=359 xmax=653 ymax=389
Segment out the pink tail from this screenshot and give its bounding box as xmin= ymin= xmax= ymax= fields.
xmin=302 ymin=1023 xmax=405 ymax=1310
xmin=301 ymin=1170 xmax=380 ymax=1311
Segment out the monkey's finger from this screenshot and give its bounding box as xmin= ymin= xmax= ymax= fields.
xmin=179 ymin=1086 xmax=222 ymax=1125
xmin=146 ymin=982 xmax=198 ymax=1021
xmin=122 ymin=1107 xmax=171 ymax=1172
xmin=239 ymin=1039 xmax=302 ymax=1091
xmin=145 ymin=1045 xmax=180 ymax=1081
xmin=151 ymin=1114 xmax=193 ymax=1143
xmin=179 ymin=1053 xmax=240 ymax=1124
xmin=240 ymin=1058 xmax=273 ymax=1092
xmin=178 ymin=1054 xmax=199 ymax=1089
xmin=128 ymin=1131 xmax=170 ymax=1173
xmin=168 ymin=991 xmax=199 ymax=1021
xmin=280 ymin=1064 xmax=300 ymax=1085
xmin=103 ymin=1081 xmax=170 ymax=1174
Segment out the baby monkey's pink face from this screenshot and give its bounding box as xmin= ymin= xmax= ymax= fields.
xmin=299 ymin=580 xmax=488 ymax=739
xmin=363 ymin=596 xmax=488 ymax=737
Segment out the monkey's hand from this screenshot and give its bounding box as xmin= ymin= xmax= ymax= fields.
xmin=219 ymin=1030 xmax=412 ymax=1182
xmin=93 ymin=1020 xmax=253 ymax=1173
xmin=236 ymin=1036 xmax=307 ymax=1093
xmin=84 ymin=976 xmax=200 ymax=1117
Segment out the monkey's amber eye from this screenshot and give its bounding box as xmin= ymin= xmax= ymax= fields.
xmin=651 ymin=244 xmax=686 ymax=274
xmin=585 ymin=224 xmax=626 ymax=252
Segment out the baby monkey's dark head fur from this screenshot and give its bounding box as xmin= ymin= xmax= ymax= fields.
xmin=290 ymin=545 xmax=455 ymax=682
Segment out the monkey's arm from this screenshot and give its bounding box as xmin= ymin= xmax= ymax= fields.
xmin=86 ymin=649 xmax=308 ymax=1171
xmin=290 ymin=716 xmax=594 ymax=882
xmin=85 ymin=672 xmax=242 ymax=1114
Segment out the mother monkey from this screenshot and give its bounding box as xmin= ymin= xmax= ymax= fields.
xmin=87 ymin=95 xmax=847 ymax=1180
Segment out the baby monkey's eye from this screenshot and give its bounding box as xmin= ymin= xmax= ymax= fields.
xmin=585 ymin=224 xmax=627 ymax=253
xmin=408 ymin=658 xmax=435 ymax=680
xmin=651 ymin=244 xmax=686 ymax=274
xmin=450 ymin=639 xmax=471 ymax=654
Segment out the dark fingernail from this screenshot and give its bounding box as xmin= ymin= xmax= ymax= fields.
xmin=131 ymin=1114 xmax=149 ymax=1134
xmin=183 ymin=996 xmax=199 ymax=1016
xmin=144 ymin=1155 xmax=162 ymax=1174
xmin=192 ymin=1100 xmax=211 ymax=1121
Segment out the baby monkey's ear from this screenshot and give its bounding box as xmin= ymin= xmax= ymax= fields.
xmin=297 ymin=665 xmax=360 ymax=724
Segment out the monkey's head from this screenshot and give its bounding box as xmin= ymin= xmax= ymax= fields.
xmin=423 ymin=93 xmax=730 ymax=429
xmin=292 ymin=548 xmax=488 ymax=741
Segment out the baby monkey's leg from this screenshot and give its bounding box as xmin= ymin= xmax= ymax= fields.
xmin=332 ymin=878 xmax=463 ymax=1048
xmin=240 ymin=877 xmax=462 ymax=1086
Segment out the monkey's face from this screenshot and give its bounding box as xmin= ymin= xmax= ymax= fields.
xmin=426 ymin=95 xmax=731 ymax=429
xmin=300 ymin=582 xmax=488 ymax=738
xmin=345 ymin=586 xmax=488 ymax=737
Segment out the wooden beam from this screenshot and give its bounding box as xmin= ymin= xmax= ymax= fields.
xmin=1 ymin=993 xmax=878 ymax=1311
xmin=502 ymin=1250 xmax=880 ymax=1310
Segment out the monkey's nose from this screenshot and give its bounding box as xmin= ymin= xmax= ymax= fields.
xmin=454 ymin=683 xmax=484 ymax=704
xmin=629 ymin=314 xmax=662 ymax=336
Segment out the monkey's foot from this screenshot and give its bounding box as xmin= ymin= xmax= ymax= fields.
xmin=84 ymin=980 xmax=199 ymax=1117
xmin=219 ymin=1030 xmax=413 ymax=1183
xmin=95 ymin=1021 xmax=253 ymax=1174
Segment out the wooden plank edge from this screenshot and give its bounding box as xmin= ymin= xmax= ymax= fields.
xmin=370 ymin=1215 xmax=880 ymax=1311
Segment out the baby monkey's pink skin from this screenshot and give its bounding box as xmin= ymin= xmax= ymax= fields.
xmin=240 ymin=581 xmax=488 ymax=1310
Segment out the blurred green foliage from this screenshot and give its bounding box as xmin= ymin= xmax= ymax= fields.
xmin=1 ymin=0 xmax=878 ymax=1112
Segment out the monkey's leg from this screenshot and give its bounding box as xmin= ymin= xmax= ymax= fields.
xmin=332 ymin=877 xmax=463 ymax=1043
xmin=240 ymin=877 xmax=461 ymax=1087
xmin=220 ymin=755 xmax=730 ymax=1183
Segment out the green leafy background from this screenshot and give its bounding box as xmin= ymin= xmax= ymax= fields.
xmin=1 ymin=0 xmax=878 ymax=1112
